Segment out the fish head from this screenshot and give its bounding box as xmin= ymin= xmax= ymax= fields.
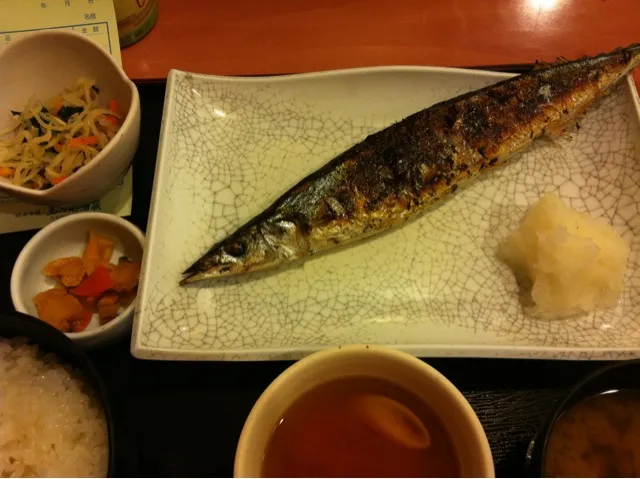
xmin=180 ymin=215 xmax=311 ymax=284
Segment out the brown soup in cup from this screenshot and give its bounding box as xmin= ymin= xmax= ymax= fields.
xmin=262 ymin=375 xmax=460 ymax=477
xmin=526 ymin=359 xmax=640 ymax=478
xmin=234 ymin=345 xmax=494 ymax=478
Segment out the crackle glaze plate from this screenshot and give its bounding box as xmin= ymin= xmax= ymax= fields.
xmin=132 ymin=66 xmax=640 ymax=361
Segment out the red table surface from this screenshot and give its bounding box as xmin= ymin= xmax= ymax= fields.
xmin=121 ymin=0 xmax=640 ymax=90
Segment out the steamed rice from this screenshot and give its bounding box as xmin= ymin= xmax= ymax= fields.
xmin=0 ymin=338 xmax=108 ymax=477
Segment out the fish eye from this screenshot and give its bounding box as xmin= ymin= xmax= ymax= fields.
xmin=226 ymin=241 xmax=246 ymax=257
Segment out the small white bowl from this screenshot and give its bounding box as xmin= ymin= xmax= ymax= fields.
xmin=11 ymin=212 xmax=145 ymax=349
xmin=234 ymin=344 xmax=495 ymax=477
xmin=0 ymin=30 xmax=140 ymax=206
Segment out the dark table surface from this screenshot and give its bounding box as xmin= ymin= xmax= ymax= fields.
xmin=0 ymin=79 xmax=617 ymax=478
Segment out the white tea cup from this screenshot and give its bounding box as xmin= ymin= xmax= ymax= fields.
xmin=234 ymin=344 xmax=494 ymax=477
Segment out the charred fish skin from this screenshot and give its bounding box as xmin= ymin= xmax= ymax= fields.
xmin=181 ymin=44 xmax=640 ymax=285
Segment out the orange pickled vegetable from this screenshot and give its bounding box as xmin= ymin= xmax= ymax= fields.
xmin=110 ymin=258 xmax=141 ymax=292
xmin=119 ymin=289 xmax=137 ymax=308
xmin=79 ymin=295 xmax=100 ymax=313
xmin=42 ymin=256 xmax=84 ymax=287
xmin=33 ymin=288 xmax=85 ymax=332
xmin=98 ymin=292 xmax=119 ymax=307
xmin=83 ymin=229 xmax=114 ymax=274
xmin=83 ymin=229 xmax=102 ymax=275
xmin=98 ymin=238 xmax=115 ymax=264
xmin=70 ymin=310 xmax=93 ymax=332
xmin=98 ymin=303 xmax=120 ymax=324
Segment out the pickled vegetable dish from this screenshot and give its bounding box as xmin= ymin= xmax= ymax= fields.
xmin=33 ymin=228 xmax=140 ymax=333
xmin=0 ymin=78 xmax=122 ymax=189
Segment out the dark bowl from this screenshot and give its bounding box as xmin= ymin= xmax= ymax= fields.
xmin=0 ymin=310 xmax=115 ymax=477
xmin=525 ymin=359 xmax=640 ymax=477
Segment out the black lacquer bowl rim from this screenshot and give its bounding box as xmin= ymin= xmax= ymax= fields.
xmin=0 ymin=310 xmax=116 ymax=477
xmin=525 ymin=358 xmax=640 ymax=477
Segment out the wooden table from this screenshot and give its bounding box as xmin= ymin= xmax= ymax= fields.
xmin=122 ymin=0 xmax=640 ymax=89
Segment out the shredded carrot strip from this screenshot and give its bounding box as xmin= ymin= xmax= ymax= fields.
xmin=108 ymin=99 xmax=120 ymax=115
xmin=51 ymin=175 xmax=68 ymax=185
xmin=68 ymin=136 xmax=99 ymax=147
xmin=54 ymin=143 xmax=63 ymax=153
xmin=102 ymin=114 xmax=119 ymax=126
xmin=52 ymin=99 xmax=63 ymax=116
xmin=0 ymin=166 xmax=14 ymax=178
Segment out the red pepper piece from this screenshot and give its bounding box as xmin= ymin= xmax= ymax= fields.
xmin=71 ymin=265 xmax=114 ymax=297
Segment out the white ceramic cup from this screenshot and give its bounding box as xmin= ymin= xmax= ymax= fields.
xmin=234 ymin=344 xmax=495 ymax=477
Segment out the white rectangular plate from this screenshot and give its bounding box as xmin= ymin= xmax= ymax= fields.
xmin=132 ymin=66 xmax=640 ymax=361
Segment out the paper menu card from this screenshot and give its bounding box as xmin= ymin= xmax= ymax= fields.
xmin=0 ymin=0 xmax=133 ymax=234
xmin=0 ymin=0 xmax=122 ymax=65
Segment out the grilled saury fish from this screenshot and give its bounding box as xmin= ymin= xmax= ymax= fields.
xmin=181 ymin=44 xmax=640 ymax=285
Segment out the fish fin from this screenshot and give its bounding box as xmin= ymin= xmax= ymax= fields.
xmin=532 ymin=60 xmax=550 ymax=71
xmin=543 ymin=124 xmax=573 ymax=138
xmin=533 ymin=56 xmax=572 ymax=71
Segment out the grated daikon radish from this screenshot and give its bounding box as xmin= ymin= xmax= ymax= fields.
xmin=500 ymin=193 xmax=630 ymax=319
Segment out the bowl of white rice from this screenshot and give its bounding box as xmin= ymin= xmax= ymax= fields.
xmin=0 ymin=310 xmax=113 ymax=477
